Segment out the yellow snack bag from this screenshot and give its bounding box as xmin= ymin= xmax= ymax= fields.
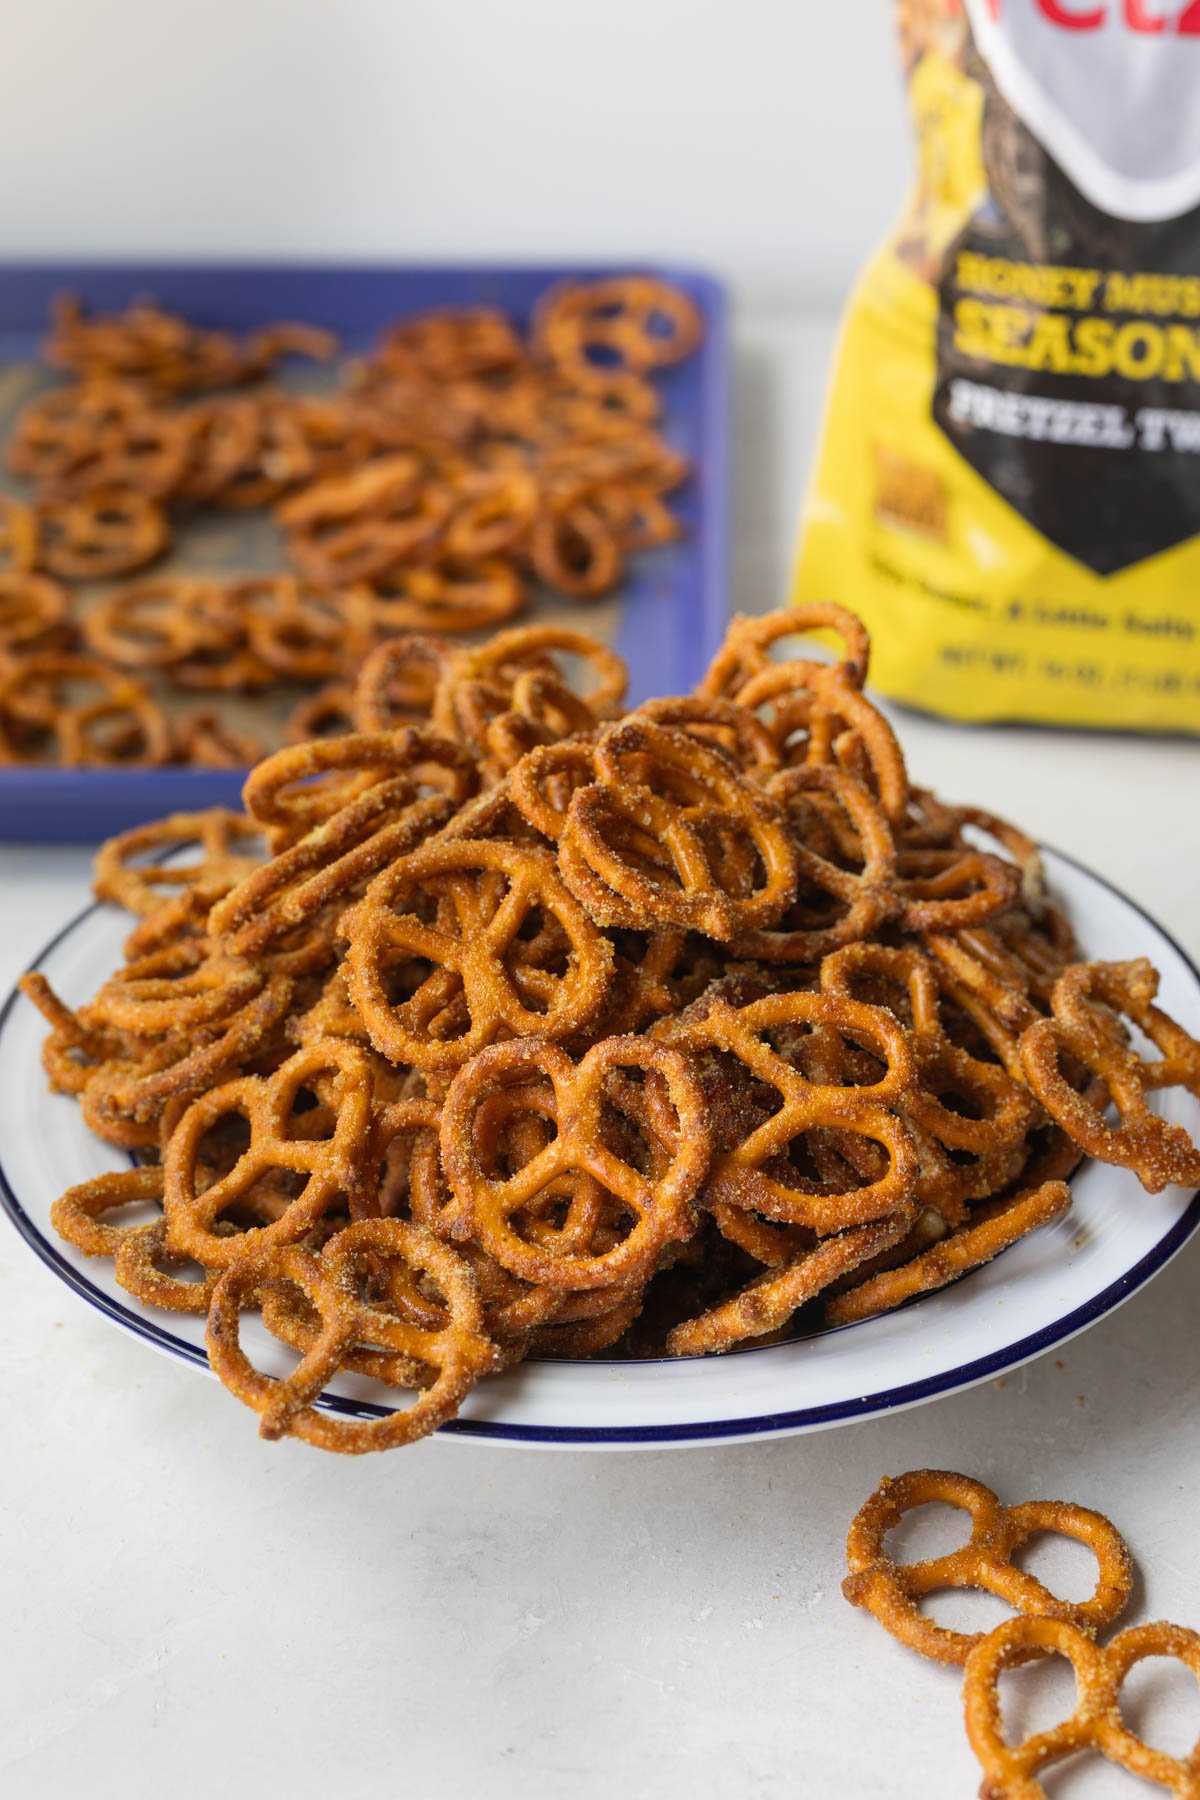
xmin=795 ymin=0 xmax=1200 ymax=731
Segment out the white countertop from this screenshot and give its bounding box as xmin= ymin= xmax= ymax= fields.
xmin=2 ymin=316 xmax=1198 ymax=1800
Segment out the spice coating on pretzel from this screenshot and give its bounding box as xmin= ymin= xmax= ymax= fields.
xmin=163 ymin=1040 xmax=375 ymax=1269
xmin=661 ymin=988 xmax=920 ymax=1233
xmin=560 ymin=718 xmax=799 ymax=938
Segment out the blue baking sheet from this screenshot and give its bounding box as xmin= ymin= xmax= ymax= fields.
xmin=0 ymin=261 xmax=729 ymax=842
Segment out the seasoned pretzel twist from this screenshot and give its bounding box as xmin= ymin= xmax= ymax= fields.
xmin=663 ymin=988 xmax=919 ymax=1232
xmin=92 ymin=808 xmax=263 ymax=913
xmin=440 ymin=1035 xmax=711 ymax=1289
xmin=963 ymin=1615 xmax=1200 ymax=1797
xmin=699 ymin=601 xmax=872 ymax=698
xmin=342 ymin=838 xmax=615 ymax=1070
xmin=0 ymin=572 xmax=70 ymax=652
xmin=0 ymin=652 xmax=171 ymax=766
xmin=206 ymin=1219 xmax=498 ymax=1452
xmin=842 ymin=1468 xmax=1134 ymax=1666
xmin=164 ymin=1039 xmax=375 ymax=1269
xmin=665 ymin=1208 xmax=916 ymax=1355
xmin=559 ymin=718 xmax=799 ymax=939
xmin=210 ymin=728 xmax=476 ymax=952
xmin=36 ymin=489 xmax=169 ymax=580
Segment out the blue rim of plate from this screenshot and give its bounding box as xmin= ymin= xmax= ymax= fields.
xmin=1 ymin=842 xmax=1198 ymax=1446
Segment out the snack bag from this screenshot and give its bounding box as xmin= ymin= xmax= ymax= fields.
xmin=794 ymin=0 xmax=1200 ymax=732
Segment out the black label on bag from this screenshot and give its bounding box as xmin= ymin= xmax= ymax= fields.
xmin=932 ymin=82 xmax=1200 ymax=574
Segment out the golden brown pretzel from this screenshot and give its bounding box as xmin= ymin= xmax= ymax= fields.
xmin=843 ymin=1468 xmax=1134 ymax=1665
xmin=732 ymin=662 xmax=910 ymax=825
xmin=666 ymin=1209 xmax=916 ymax=1355
xmin=209 ymin=774 xmax=460 ymax=955
xmin=443 ymin=467 xmax=538 ymax=561
xmin=163 ymin=1038 xmax=375 ymax=1268
xmin=341 ymin=837 xmax=614 ymax=1070
xmin=535 ymin=277 xmax=703 ymax=389
xmin=79 ymin=971 xmax=295 ymax=1146
xmin=475 ymin=669 xmax=598 ymax=781
xmin=281 ymin=460 xmax=453 ymax=584
xmin=50 ymin=1165 xmax=167 ymax=1259
xmin=26 ymin=394 xmax=192 ymax=501
xmin=529 ymin=499 xmax=624 ymax=599
xmin=1020 ymin=958 xmax=1200 ymax=1192
xmin=48 ymin=1166 xmax=224 ymax=1314
xmin=81 ymin=579 xmax=229 ymax=669
xmin=634 ymin=693 xmax=780 ymax=776
xmin=895 ymin=845 xmax=1023 ymax=931
xmin=820 ymin=942 xmax=1042 ymax=1223
xmin=36 ymin=490 xmax=169 ymax=580
xmin=241 ymin=726 xmax=474 ymax=847
xmin=173 ymin=711 xmax=264 ymax=769
xmin=283 ymin=684 xmax=357 ymax=745
xmin=700 ymin=603 xmax=872 ymax=697
xmin=230 ymin=575 xmax=377 ymax=684
xmin=350 ymin=633 xmax=458 ymax=732
xmin=964 ymin=1615 xmax=1200 ymax=1796
xmin=84 ymin=938 xmax=266 ymax=1034
xmin=436 ymin=623 xmax=627 ymax=723
xmin=439 ymin=1035 xmax=710 ymax=1289
xmin=206 ymin=1218 xmax=498 ymax=1451
xmin=508 ymin=737 xmax=599 ymax=840
xmin=367 ymin=561 xmax=526 ymax=637
xmin=376 ymin=306 xmax=524 ymax=382
xmin=733 ymin=765 xmax=898 ymax=962
xmin=559 ymin=718 xmax=798 ymax=939
xmin=0 ymin=573 xmax=70 ymax=653
xmin=8 ymin=381 xmax=151 ymax=489
xmin=665 ymin=988 xmax=919 ymax=1232
xmin=204 ymin=392 xmax=318 ymax=507
xmin=45 ymin=295 xmax=335 ymax=392
xmin=0 ymin=496 xmax=38 ymax=573
xmin=176 ymin=395 xmax=267 ymax=501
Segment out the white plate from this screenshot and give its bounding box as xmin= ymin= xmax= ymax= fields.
xmin=2 ymin=847 xmax=1198 ymax=1451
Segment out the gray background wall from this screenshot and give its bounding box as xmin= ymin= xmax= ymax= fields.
xmin=0 ymin=0 xmax=911 ymax=309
